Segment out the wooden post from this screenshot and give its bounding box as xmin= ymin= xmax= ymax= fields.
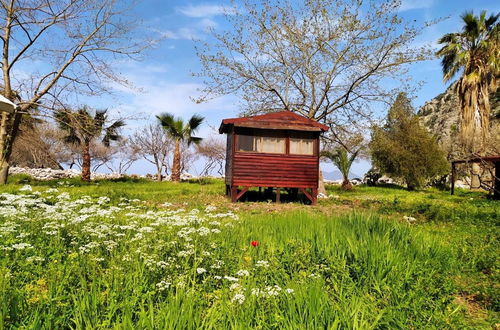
xmin=231 ymin=186 xmax=238 ymax=202
xmin=494 ymin=161 xmax=499 ymax=200
xmin=312 ymin=188 xmax=318 ymax=205
xmin=276 ymin=188 xmax=281 ymax=203
xmin=451 ymin=162 xmax=456 ymax=195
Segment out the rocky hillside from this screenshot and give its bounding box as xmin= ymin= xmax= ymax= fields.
xmin=418 ymin=83 xmax=500 ymax=160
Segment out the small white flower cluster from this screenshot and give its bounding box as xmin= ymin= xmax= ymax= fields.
xmin=251 ymin=285 xmax=282 ymax=298
xmin=236 ymin=269 xmax=250 ymax=277
xmin=255 ymin=260 xmax=270 ymax=268
xmin=231 ymin=293 xmax=246 ymax=305
xmin=250 ymin=286 xmax=295 ymax=298
xmin=156 ymin=280 xmax=172 ymax=291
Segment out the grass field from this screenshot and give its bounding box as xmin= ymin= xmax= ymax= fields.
xmin=0 ymin=175 xmax=498 ymax=328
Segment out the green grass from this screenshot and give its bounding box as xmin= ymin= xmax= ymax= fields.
xmin=0 ymin=176 xmax=498 ymax=328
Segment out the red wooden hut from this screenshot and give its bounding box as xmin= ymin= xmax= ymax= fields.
xmin=219 ymin=111 xmax=329 ymax=204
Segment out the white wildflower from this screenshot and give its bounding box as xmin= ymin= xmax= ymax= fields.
xmin=255 ymin=260 xmax=269 ymax=268
xmin=236 ymin=269 xmax=250 ymax=277
xmin=224 ymin=276 xmax=239 ymax=282
xmin=12 ymin=243 xmax=33 ymax=250
xmin=156 ymin=280 xmax=171 ymax=291
xmin=19 ymin=185 xmax=32 ymax=192
xmin=231 ymin=293 xmax=245 ymax=304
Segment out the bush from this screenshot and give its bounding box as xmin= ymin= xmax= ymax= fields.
xmin=370 ymin=93 xmax=449 ymax=190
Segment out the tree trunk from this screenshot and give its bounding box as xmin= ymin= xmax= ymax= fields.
xmin=156 ymin=168 xmax=162 ymax=181
xmin=470 ymin=162 xmax=481 ymax=189
xmin=0 ymin=111 xmax=22 ymax=184
xmin=341 ymin=178 xmax=353 ymax=191
xmin=0 ymin=112 xmax=10 ymax=184
xmin=171 ymin=139 xmax=181 ymax=182
xmin=81 ymin=142 xmax=91 ymax=182
xmin=318 ymin=169 xmax=326 ymax=196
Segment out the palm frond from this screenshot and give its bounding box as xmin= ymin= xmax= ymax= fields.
xmin=63 ymin=132 xmax=81 ymax=145
xmin=461 ymin=11 xmax=479 ymax=39
xmin=188 ymin=115 xmax=204 ymax=131
xmin=187 ymin=136 xmax=203 ymax=146
xmin=54 ymin=109 xmax=73 ymax=131
xmin=102 ymin=119 xmax=125 ymax=146
xmin=94 ymin=109 xmax=107 ymax=130
xmin=157 ymin=113 xmax=183 ymax=138
xmin=485 ymin=13 xmax=499 ymax=31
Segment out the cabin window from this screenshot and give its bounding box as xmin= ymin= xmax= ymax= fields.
xmin=290 ymin=138 xmax=314 ymax=155
xmin=238 ymin=134 xmax=286 ymax=154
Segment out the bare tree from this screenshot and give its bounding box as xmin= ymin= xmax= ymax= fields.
xmin=195 ymin=0 xmax=434 ymax=141
xmin=129 ymin=124 xmax=172 ymax=181
xmin=0 ymin=0 xmax=153 ymax=183
xmin=11 ymin=119 xmax=62 ymax=169
xmin=103 ymin=139 xmax=138 ymax=174
xmin=38 ymin=122 xmax=77 ymax=167
xmin=196 ymin=136 xmax=226 ymax=176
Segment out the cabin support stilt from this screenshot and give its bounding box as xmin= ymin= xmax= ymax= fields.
xmin=494 ymin=161 xmax=499 ymax=200
xmin=299 ymin=188 xmax=317 ymax=205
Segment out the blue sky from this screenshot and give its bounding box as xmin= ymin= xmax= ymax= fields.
xmin=87 ymin=0 xmax=499 ymax=177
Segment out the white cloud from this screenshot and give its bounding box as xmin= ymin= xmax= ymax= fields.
xmin=198 ymin=18 xmax=218 ymax=31
xmin=124 ymin=82 xmax=234 ymax=117
xmin=399 ymin=0 xmax=434 ymax=11
xmin=176 ymin=4 xmax=237 ymax=18
xmin=158 ymin=28 xmax=200 ymax=40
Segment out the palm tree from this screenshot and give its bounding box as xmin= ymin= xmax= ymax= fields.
xmin=436 ymin=10 xmax=499 ymax=150
xmin=55 ymin=107 xmax=124 ymax=182
xmin=321 ymin=147 xmax=359 ymax=190
xmin=157 ymin=113 xmax=204 ymax=182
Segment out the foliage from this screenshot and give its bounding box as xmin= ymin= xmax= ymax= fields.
xmin=370 ymin=93 xmax=449 ymax=190
xmin=364 ymin=167 xmax=382 ymax=186
xmin=157 ymin=113 xmax=204 ymax=182
xmin=321 ymin=148 xmax=359 ymax=190
xmin=436 ymin=10 xmax=499 ymax=149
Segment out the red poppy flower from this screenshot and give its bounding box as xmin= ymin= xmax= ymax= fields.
xmin=251 ymin=240 xmax=259 ymax=247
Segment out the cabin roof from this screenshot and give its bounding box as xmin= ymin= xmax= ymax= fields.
xmin=219 ymin=111 xmax=329 ymax=134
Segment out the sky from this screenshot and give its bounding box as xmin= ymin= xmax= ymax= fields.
xmin=75 ymin=0 xmax=500 ymax=178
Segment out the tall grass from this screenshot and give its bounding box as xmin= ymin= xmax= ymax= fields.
xmin=0 ymin=185 xmax=464 ymax=328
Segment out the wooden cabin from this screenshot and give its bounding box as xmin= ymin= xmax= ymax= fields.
xmin=219 ymin=111 xmax=329 ymax=204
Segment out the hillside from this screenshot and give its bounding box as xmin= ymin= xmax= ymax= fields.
xmin=418 ymin=83 xmax=500 ymax=160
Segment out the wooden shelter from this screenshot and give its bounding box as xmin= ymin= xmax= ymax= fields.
xmin=451 ymin=155 xmax=500 ymax=199
xmin=219 ymin=111 xmax=329 ymax=204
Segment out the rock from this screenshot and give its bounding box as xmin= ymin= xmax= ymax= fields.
xmin=317 ymin=192 xmax=328 ymax=199
xmin=403 ymin=215 xmax=417 ymax=224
